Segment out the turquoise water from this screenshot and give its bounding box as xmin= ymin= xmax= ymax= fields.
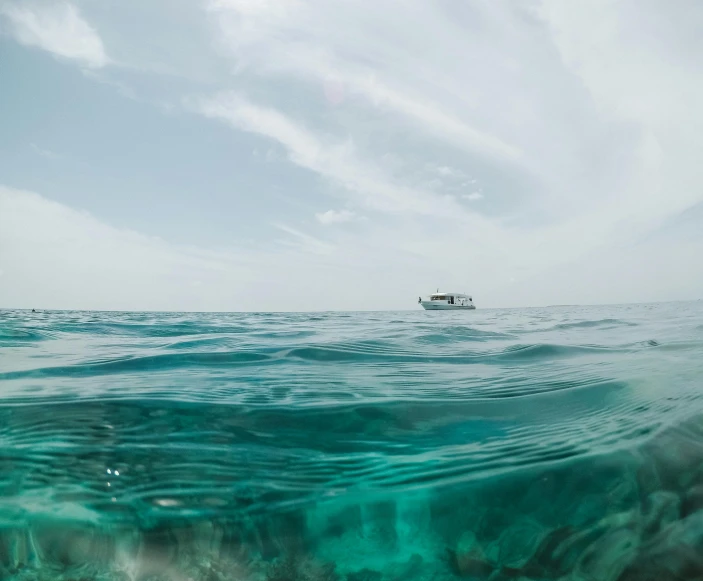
xmin=1 ymin=303 xmax=702 ymax=580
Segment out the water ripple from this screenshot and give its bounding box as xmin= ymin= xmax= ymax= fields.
xmin=0 ymin=303 xmax=702 ymax=579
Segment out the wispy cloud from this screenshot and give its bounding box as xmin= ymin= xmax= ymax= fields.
xmin=81 ymin=69 xmax=137 ymax=100
xmin=433 ymin=165 xmax=464 ymax=179
xmin=189 ymin=92 xmax=488 ymax=222
xmin=205 ymin=0 xmax=523 ymax=164
xmin=0 ymin=1 xmax=108 ymax=68
xmin=272 ymin=222 xmax=335 ymax=255
xmin=315 ymin=209 xmax=355 ymax=225
xmin=0 ymin=186 xmax=253 ymax=311
xmin=204 ymin=0 xmax=703 ymax=226
xmin=3 ymin=0 xmax=703 ymax=309
xmin=29 ymin=142 xmax=62 ymax=160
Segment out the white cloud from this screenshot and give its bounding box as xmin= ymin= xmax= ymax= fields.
xmin=1 ymin=1 xmax=108 ymax=68
xmin=3 ymin=0 xmax=703 ymax=309
xmin=0 ymin=186 xmax=367 ymax=311
xmin=207 ymin=0 xmax=302 ymax=17
xmin=537 ymin=0 xmax=703 ymax=221
xmin=187 ymin=0 xmax=703 ymax=306
xmin=0 ymin=186 xmax=513 ymax=310
xmin=205 ymin=0 xmax=524 ymax=164
xmin=434 ymin=165 xmax=463 ymax=178
xmin=0 ymin=186 xmax=253 ymax=311
xmin=3 ymin=179 xmax=701 ymax=312
xmin=210 ymin=0 xmax=703 ymax=219
xmin=315 ymin=209 xmax=355 ymax=225
xmin=29 ymin=142 xmax=61 ymax=160
xmin=190 ymin=92 xmax=496 ymax=226
xmin=272 ymin=222 xmax=335 ymax=255
xmin=424 ymin=164 xmax=469 ymax=183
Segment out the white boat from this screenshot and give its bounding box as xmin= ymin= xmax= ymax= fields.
xmin=418 ymin=291 xmax=476 ymax=310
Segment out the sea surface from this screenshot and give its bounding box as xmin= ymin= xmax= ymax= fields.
xmin=1 ymin=303 xmax=703 ymax=580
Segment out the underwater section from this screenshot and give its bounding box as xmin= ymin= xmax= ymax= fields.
xmin=0 ymin=303 xmax=702 ymax=579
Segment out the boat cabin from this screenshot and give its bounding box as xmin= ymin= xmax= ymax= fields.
xmin=430 ymin=293 xmax=473 ymax=306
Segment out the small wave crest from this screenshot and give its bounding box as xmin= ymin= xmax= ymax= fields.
xmin=551 ymin=318 xmax=638 ymax=331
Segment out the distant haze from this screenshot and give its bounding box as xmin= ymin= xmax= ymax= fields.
xmin=1 ymin=0 xmax=702 ymax=311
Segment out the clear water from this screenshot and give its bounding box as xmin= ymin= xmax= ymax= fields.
xmin=0 ymin=303 xmax=702 ymax=580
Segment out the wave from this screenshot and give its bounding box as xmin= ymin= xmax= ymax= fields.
xmin=0 ymin=350 xmax=277 ymax=380
xmin=0 ymin=327 xmax=53 ymax=342
xmin=414 ymin=325 xmax=517 ymax=343
xmin=0 ymin=303 xmax=702 ymax=579
xmin=551 ymin=318 xmax=639 ymax=331
xmin=0 ymin=341 xmax=633 ymax=383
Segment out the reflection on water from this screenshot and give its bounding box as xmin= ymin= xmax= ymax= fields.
xmin=0 ymin=303 xmax=702 ymax=579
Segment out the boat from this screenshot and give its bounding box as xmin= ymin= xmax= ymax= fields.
xmin=418 ymin=291 xmax=475 ymax=310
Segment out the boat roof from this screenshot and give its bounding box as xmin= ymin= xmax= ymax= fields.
xmin=431 ymin=292 xmax=471 ymax=297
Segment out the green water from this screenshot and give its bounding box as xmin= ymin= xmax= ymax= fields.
xmin=0 ymin=303 xmax=702 ymax=580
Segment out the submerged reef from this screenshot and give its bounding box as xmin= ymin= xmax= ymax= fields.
xmin=0 ymin=414 xmax=702 ymax=581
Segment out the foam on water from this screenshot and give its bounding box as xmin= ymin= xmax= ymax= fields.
xmin=0 ymin=302 xmax=702 ymax=580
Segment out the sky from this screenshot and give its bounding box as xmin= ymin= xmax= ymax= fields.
xmin=0 ymin=0 xmax=702 ymax=311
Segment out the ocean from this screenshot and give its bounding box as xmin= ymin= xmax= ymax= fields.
xmin=0 ymin=302 xmax=702 ymax=580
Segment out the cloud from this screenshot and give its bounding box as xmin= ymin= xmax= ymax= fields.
xmin=3 ymin=0 xmax=703 ymax=309
xmin=434 ymin=165 xmax=463 ymax=178
xmin=0 ymin=185 xmax=503 ymax=311
xmin=193 ymin=93 xmax=322 ymax=171
xmin=0 ymin=1 xmax=108 ymax=68
xmin=187 ymin=0 xmax=703 ymax=306
xmin=537 ymin=0 xmax=703 ymax=221
xmin=212 ymin=0 xmax=701 ymax=216
xmin=201 ymin=0 xmax=634 ymax=224
xmin=0 ymin=185 xmax=254 ymax=311
xmin=205 ymin=0 xmax=523 ymax=164
xmin=315 ymin=209 xmax=355 ymax=225
xmin=189 ymin=92 xmax=493 ymax=224
xmin=29 ymin=142 xmax=62 ymax=160
xmin=272 ymin=222 xmax=335 ymax=255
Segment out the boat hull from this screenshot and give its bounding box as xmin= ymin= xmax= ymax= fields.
xmin=420 ymin=302 xmax=475 ymax=310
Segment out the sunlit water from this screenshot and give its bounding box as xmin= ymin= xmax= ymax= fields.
xmin=1 ymin=303 xmax=702 ymax=580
